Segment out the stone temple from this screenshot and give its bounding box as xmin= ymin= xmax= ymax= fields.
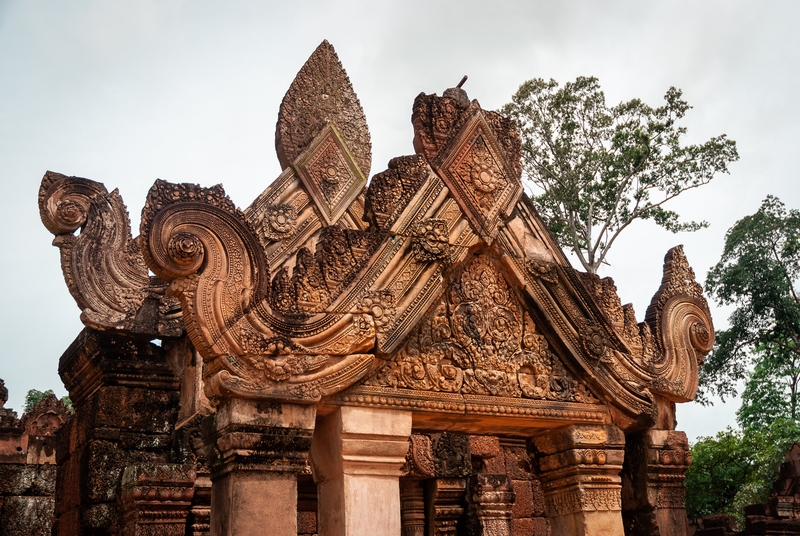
xmin=15 ymin=40 xmax=718 ymax=535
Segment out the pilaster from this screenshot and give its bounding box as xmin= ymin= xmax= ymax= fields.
xmin=55 ymin=328 xmax=181 ymax=535
xmin=310 ymin=406 xmax=412 ymax=536
xmin=621 ymin=429 xmax=692 ymax=536
xmin=531 ymin=424 xmax=625 ymax=536
xmin=203 ymin=399 xmax=316 ymax=536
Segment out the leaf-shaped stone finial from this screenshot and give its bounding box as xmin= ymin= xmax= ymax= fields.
xmin=276 ymin=40 xmax=372 ymax=178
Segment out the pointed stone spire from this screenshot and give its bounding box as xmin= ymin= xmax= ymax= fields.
xmin=276 ymin=40 xmax=372 ymax=178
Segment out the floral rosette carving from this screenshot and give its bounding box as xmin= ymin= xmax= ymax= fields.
xmin=355 ymin=290 xmax=396 ymax=334
xmin=526 ymin=257 xmax=559 ymax=284
xmin=455 ymin=136 xmax=506 ymax=205
xmin=411 ymin=218 xmax=450 ymax=261
xmin=258 ymin=204 xmax=297 ymax=242
xmin=580 ymin=322 xmax=607 ymax=359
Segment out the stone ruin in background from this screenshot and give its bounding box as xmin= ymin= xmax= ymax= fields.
xmin=29 ymin=40 xmax=721 ymax=536
xmin=0 ymin=379 xmax=70 ymax=534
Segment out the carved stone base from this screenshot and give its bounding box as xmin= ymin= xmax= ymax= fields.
xmin=531 ymin=424 xmax=625 ymax=536
xmin=119 ymin=463 xmax=195 ymax=536
xmin=310 ymin=406 xmax=412 ymax=536
xmin=465 ymin=474 xmax=515 ymax=536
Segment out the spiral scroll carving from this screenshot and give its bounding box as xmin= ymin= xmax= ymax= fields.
xmin=38 ymin=171 xmax=183 ymax=337
xmin=644 ymin=246 xmax=714 ymax=402
xmin=652 ymin=296 xmax=714 ymax=402
xmin=139 ymin=179 xmax=378 ymax=402
xmin=140 ymin=179 xmax=269 ymax=358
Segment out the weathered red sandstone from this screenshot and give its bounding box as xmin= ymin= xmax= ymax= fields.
xmin=27 ymin=39 xmax=720 ymax=535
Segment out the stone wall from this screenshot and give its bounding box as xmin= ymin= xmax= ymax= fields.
xmin=0 ymin=383 xmax=68 ymax=536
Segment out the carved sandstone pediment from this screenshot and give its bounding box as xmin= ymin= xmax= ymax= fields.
xmin=42 ymin=41 xmax=714 ymax=432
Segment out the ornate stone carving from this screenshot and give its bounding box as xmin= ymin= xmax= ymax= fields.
xmin=401 ymin=479 xmax=426 ymax=536
xmin=38 ymin=171 xmax=183 ymax=337
xmin=363 ymin=155 xmax=432 ymax=232
xmin=411 ymin=92 xmax=522 ymax=243
xmin=432 ymin=432 xmax=472 ymax=478
xmin=139 ymin=180 xmax=375 ymax=402
xmin=257 ymin=203 xmax=297 ymax=241
xmin=119 ymin=463 xmax=196 ymax=536
xmin=411 ymin=218 xmax=450 ymax=261
xmin=531 ymin=424 xmax=626 ymax=534
xmin=643 ymin=246 xmax=715 ymax=402
xmin=465 ymin=474 xmax=515 ymax=536
xmin=366 ymin=255 xmax=599 ymax=405
xmin=276 ymin=40 xmax=371 ymax=178
xmin=525 ymin=257 xmax=559 ymax=284
xmin=21 ymin=393 xmax=70 ymax=437
xmin=402 ymin=434 xmax=436 ymax=478
xmin=295 ymin=125 xmax=367 ymax=225
xmin=355 ymin=290 xmax=396 ymax=335
xmin=622 ymin=429 xmax=693 ymax=535
xmin=436 ymin=117 xmax=521 ymax=243
xmin=426 ymin=478 xmax=468 ymax=536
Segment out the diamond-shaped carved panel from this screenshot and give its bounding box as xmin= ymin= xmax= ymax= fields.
xmin=295 ymin=124 xmax=366 ymax=225
xmin=437 ymin=114 xmax=522 ymax=244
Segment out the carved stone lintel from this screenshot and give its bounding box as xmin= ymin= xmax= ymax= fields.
xmin=426 ymin=478 xmax=467 ymax=536
xmin=119 ymin=463 xmax=196 ymax=536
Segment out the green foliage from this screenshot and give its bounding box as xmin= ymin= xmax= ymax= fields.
xmin=685 ymin=419 xmax=800 ymax=520
xmin=736 ymin=342 xmax=800 ymax=429
xmin=24 ymin=389 xmax=54 ymax=412
xmin=701 ymin=196 xmax=800 ymax=405
xmin=23 ymin=389 xmax=73 ymax=414
xmin=501 ymin=76 xmax=738 ymax=273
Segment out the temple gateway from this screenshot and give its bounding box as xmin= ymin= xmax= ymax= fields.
xmin=35 ymin=41 xmax=714 ymax=536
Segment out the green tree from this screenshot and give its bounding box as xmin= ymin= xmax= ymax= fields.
xmin=701 ymin=196 xmax=800 ymax=407
xmin=24 ymin=389 xmax=55 ymax=412
xmin=685 ymin=419 xmax=800 ymax=521
xmin=736 ymin=341 xmax=800 ymax=429
xmin=501 ymin=76 xmax=738 ymax=273
xmin=23 ymin=388 xmax=73 ymax=414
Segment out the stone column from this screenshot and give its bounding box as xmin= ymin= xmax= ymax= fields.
xmin=310 ymin=406 xmax=412 ymax=536
xmin=465 ymin=474 xmax=515 ymax=536
xmin=400 ymin=479 xmax=426 ymax=536
xmin=204 ymin=398 xmax=316 ymax=536
xmin=426 ymin=478 xmax=467 ymax=536
xmin=530 ymin=424 xmax=626 ymax=536
xmin=621 ymin=429 xmax=692 ymax=536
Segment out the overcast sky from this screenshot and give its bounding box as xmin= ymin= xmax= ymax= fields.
xmin=1 ymin=1 xmax=797 ymax=442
